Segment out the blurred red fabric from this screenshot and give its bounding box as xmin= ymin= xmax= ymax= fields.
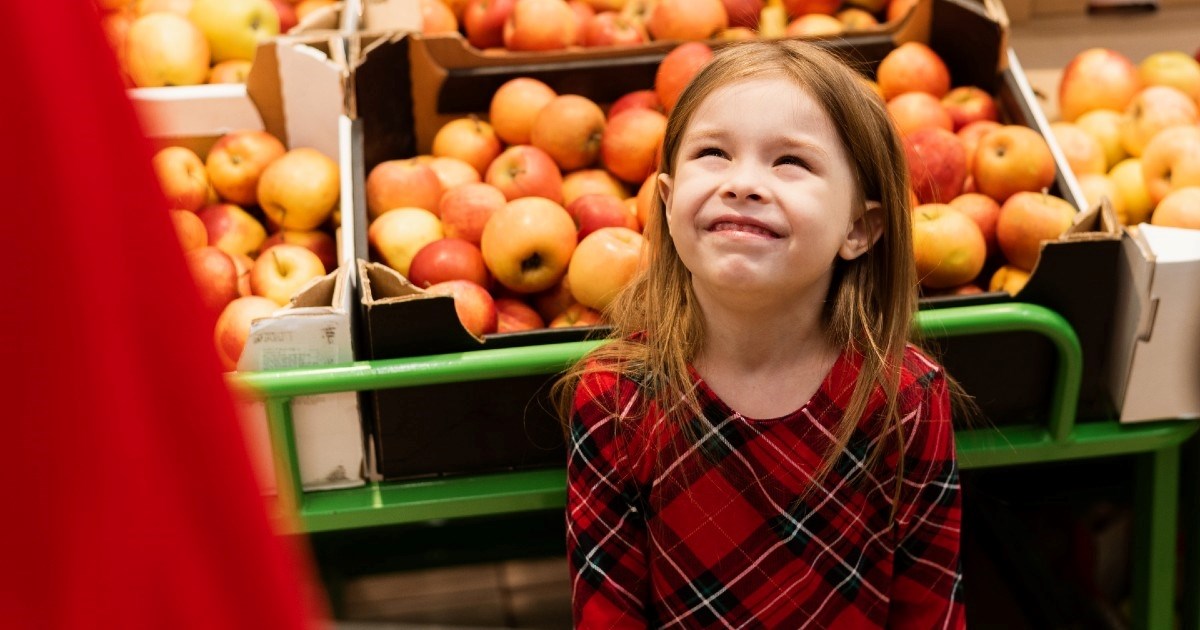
xmin=0 ymin=2 xmax=326 ymax=628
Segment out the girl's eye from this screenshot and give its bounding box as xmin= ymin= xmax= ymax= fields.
xmin=695 ymin=147 xmax=727 ymax=159
xmin=775 ymin=155 xmax=809 ymax=169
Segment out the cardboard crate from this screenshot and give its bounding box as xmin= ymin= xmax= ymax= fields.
xmin=141 ymin=35 xmax=370 ymax=492
xmin=1108 ymin=225 xmax=1200 ymax=423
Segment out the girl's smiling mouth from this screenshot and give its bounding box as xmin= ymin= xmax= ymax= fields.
xmin=707 ymin=216 xmax=783 ymax=238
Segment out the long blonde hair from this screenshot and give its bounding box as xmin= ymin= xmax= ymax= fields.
xmin=556 ymin=39 xmax=917 ymax=505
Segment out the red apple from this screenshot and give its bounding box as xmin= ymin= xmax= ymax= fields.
xmin=567 ymin=193 xmax=640 ymax=239
xmin=197 ymin=203 xmax=267 ymax=258
xmin=489 ymin=77 xmax=557 ymax=146
xmin=783 ymin=0 xmax=840 ymax=15
xmin=369 ymin=208 xmax=445 ymax=277
xmin=904 ymin=127 xmax=967 ymax=204
xmin=996 ymin=191 xmax=1077 ymax=271
xmin=1058 ymin=48 xmax=1141 ymax=122
xmin=425 ymin=280 xmax=498 ymax=337
xmin=214 ymin=296 xmax=279 ymax=371
xmin=887 ymin=91 xmax=953 ymax=136
xmin=532 ymin=275 xmax=576 ymax=322
xmin=186 ymin=246 xmax=242 ymax=313
xmin=366 ymin=158 xmax=445 ymax=220
xmin=407 ymin=238 xmax=491 ymax=288
xmin=948 ymin=192 xmax=1001 ymax=257
xmin=205 ymin=130 xmax=287 ymax=206
xmin=568 ymin=226 xmax=646 ymax=310
xmin=876 ymin=42 xmax=950 ymax=100
xmin=530 ymin=94 xmax=607 ymax=171
xmin=420 ymin=0 xmax=459 ymax=33
xmin=941 ymin=86 xmax=999 ymax=132
xmin=432 ymin=116 xmax=503 ymax=177
xmin=495 ymin=297 xmax=545 ymax=332
xmin=260 ymin=229 xmax=337 ymax=272
xmin=481 ymin=197 xmax=577 ymax=293
xmin=152 ymin=146 xmax=209 ymax=212
xmin=602 ymin=108 xmax=668 ymax=184
xmin=582 ymin=10 xmax=648 ymax=46
xmin=439 ymin=182 xmax=508 ymax=245
xmin=911 ymin=204 xmax=987 ymax=290
xmin=957 ymin=120 xmax=1002 ymax=174
xmin=722 ymin=0 xmax=763 ymax=28
xmin=256 ymin=147 xmax=340 ymax=231
xmin=562 ymin=169 xmax=629 ymax=205
xmin=485 ymin=145 xmax=565 ymax=203
xmin=269 ymin=0 xmax=298 ymax=32
xmin=568 ymin=0 xmax=596 ymax=32
xmin=973 ymin=125 xmax=1057 ymax=204
xmin=656 ymin=42 xmax=713 ymax=112
xmin=464 ymin=0 xmax=517 ymax=49
xmin=249 ymin=243 xmax=327 ymax=305
xmin=608 ymin=89 xmax=663 ymax=119
xmin=549 ymin=302 xmax=603 ymax=327
xmin=231 ymin=252 xmax=254 ymax=297
xmin=646 ymin=0 xmax=727 ymax=41
xmin=170 ymin=209 xmax=208 ymax=252
xmin=503 ymin=0 xmax=578 ymax=51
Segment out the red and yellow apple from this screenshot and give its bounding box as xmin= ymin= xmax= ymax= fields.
xmin=1150 ymin=186 xmax=1200 ymax=229
xmin=1073 ymin=109 xmax=1127 ymax=171
xmin=485 ymin=145 xmax=565 ymax=203
xmin=407 ymin=238 xmax=491 ymax=288
xmin=257 ymin=148 xmax=340 ymax=230
xmin=876 ymin=42 xmax=950 ymax=100
xmin=366 ymin=158 xmax=445 ymax=219
xmin=205 ymin=130 xmax=286 ymax=206
xmin=426 ymin=280 xmax=498 ymax=337
xmin=186 ymin=245 xmax=242 ymax=313
xmin=562 ymin=169 xmax=629 ymax=206
xmin=601 ymin=107 xmax=668 ymax=184
xmin=568 ymin=226 xmax=646 ymax=310
xmin=549 ymin=302 xmax=603 ymax=327
xmin=582 ymin=10 xmax=648 ymax=46
xmin=481 ymin=197 xmax=577 ymax=293
xmin=438 ymin=182 xmax=508 ymax=245
xmin=973 ymin=125 xmax=1057 ymax=203
xmin=197 ymin=203 xmax=267 ymax=257
xmin=152 ymin=146 xmax=209 ymax=212
xmin=956 ymin=119 xmax=1001 ymax=174
xmin=1050 ymin=121 xmax=1106 ymax=176
xmin=170 ymin=209 xmax=208 ymax=252
xmin=608 ymin=89 xmax=663 ymax=119
xmin=886 ymin=91 xmax=953 ymax=136
xmin=567 ymin=193 xmax=640 ymax=239
xmin=503 ymin=0 xmax=578 ymax=50
xmin=655 ymin=42 xmax=713 ymax=112
xmin=489 ymin=77 xmax=557 ymax=146
xmin=1109 ymin=157 xmax=1155 ymax=224
xmin=1138 ymin=51 xmax=1200 ymax=102
xmin=368 ymin=208 xmax=445 ymax=277
xmin=495 ymin=297 xmax=545 ymax=332
xmin=948 ymin=192 xmax=1001 ymax=257
xmin=1119 ymin=85 xmax=1199 ymax=157
xmin=911 ymin=204 xmax=986 ymax=289
xmin=1140 ymin=125 xmax=1200 ymax=204
xmin=996 ymin=191 xmax=1077 ymax=271
xmin=464 ymin=0 xmax=517 ymax=49
xmin=941 ymin=86 xmax=999 ymax=132
xmin=1058 ymin=48 xmax=1142 ymax=122
xmin=432 ymin=116 xmax=503 ymax=176
xmin=249 ymin=243 xmax=326 ymax=305
xmin=125 ymin=12 xmax=210 ymax=87
xmin=530 ymin=94 xmax=607 ymax=171
xmin=214 ymin=296 xmax=279 ymax=371
xmin=428 ymin=156 xmax=483 ymax=191
xmin=904 ymin=127 xmax=967 ymax=204
xmin=260 ymin=229 xmax=337 ymax=272
xmin=645 ymin=0 xmax=727 ymax=41
xmin=421 ymin=0 xmax=460 ymax=33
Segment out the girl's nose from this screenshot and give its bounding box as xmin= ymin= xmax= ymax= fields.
xmin=718 ymin=166 xmax=770 ymax=203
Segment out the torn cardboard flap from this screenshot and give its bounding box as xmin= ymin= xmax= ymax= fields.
xmin=358 ymin=260 xmax=487 ymax=357
xmin=361 ymin=0 xmax=421 ymax=32
xmin=289 ymin=0 xmax=343 ymax=33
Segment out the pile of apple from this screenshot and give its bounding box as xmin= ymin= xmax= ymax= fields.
xmin=94 ymin=0 xmax=319 ymax=88
xmin=154 ymin=130 xmax=341 ymax=370
xmin=1049 ymin=47 xmax=1200 ymax=232
xmin=362 ymin=43 xmax=732 ymax=337
xmin=877 ymin=42 xmax=1079 ymax=297
xmin=417 ymin=0 xmax=919 ymax=51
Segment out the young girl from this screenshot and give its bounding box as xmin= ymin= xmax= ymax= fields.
xmin=558 ymin=40 xmax=963 ymax=629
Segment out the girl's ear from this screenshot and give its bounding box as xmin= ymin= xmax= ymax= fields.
xmin=839 ymin=200 xmax=884 ymax=261
xmin=657 ymin=172 xmax=674 ymax=217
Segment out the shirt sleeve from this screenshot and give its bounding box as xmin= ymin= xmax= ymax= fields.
xmin=566 ymin=369 xmax=652 ymax=630
xmin=889 ymin=367 xmax=965 ymax=630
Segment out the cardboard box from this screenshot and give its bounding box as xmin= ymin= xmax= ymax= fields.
xmin=1108 ymin=225 xmax=1200 ymax=423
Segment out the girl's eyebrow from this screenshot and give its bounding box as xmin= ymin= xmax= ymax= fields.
xmin=679 ymin=127 xmax=729 ymax=143
xmin=775 ymin=135 xmax=832 ymax=161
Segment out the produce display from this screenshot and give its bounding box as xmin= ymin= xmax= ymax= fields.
xmin=154 ymin=130 xmax=341 ymax=369
xmin=1051 ymin=47 xmax=1200 ymax=231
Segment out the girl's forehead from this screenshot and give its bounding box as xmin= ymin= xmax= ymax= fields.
xmin=685 ymin=76 xmax=836 ymax=136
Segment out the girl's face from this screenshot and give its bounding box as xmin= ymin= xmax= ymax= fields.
xmin=659 ymin=76 xmax=876 ymax=308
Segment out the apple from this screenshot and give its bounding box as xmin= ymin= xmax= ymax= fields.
xmin=503 ymin=0 xmax=578 ymax=51
xmin=567 ymin=193 xmax=640 ymax=239
xmin=567 ymin=226 xmax=646 ymax=310
xmin=495 ymin=298 xmax=545 ymax=332
xmin=925 ymin=283 xmax=984 ymax=297
xmin=260 ymin=229 xmax=337 ymax=272
xmin=432 ymin=116 xmax=503 ymax=177
xmin=1058 ymin=48 xmax=1142 ymax=122
xmin=214 ymin=296 xmax=279 ymax=371
xmin=721 ymin=0 xmax=763 ymax=28
xmin=125 ymin=12 xmax=210 ymax=88
xmin=197 ymin=203 xmax=267 ymax=258
xmin=189 ymin=0 xmax=279 ymax=63
xmin=973 ymin=125 xmax=1057 ymax=204
xmin=783 ymin=0 xmax=840 ymax=15
xmin=152 ymin=146 xmax=209 ymax=212
xmin=481 ymin=197 xmax=578 ymax=293
xmin=1140 ymin=125 xmax=1200 ymax=204
xmin=1075 ymin=173 xmax=1128 ymax=224
xmin=489 ymin=77 xmax=557 ymax=146
xmin=1049 ymin=121 xmax=1106 ymax=176
xmin=1138 ymin=51 xmax=1200 ymax=102
xmin=876 ymin=42 xmax=950 ymax=101
xmin=442 ymin=0 xmax=473 ymax=18
xmin=485 ymin=145 xmax=565 ymax=203
xmin=563 ymin=169 xmax=629 ymax=205
xmin=886 ymin=91 xmax=953 ymax=136
xmin=205 ymin=130 xmax=286 ymax=206
xmin=134 ymin=0 xmax=194 ymax=16
xmin=366 ymin=158 xmax=445 ymax=219
xmin=995 ymin=191 xmax=1077 ymax=271
xmin=948 ymin=193 xmax=1001 ymax=257
xmin=1109 ymin=157 xmax=1156 ymax=224
xmin=988 ymin=264 xmax=1031 ymax=296
xmin=941 ymin=86 xmax=999 ymax=132
xmin=549 ymin=302 xmax=603 ymax=327
xmin=956 ymin=120 xmax=1001 ymax=174
xmin=420 ymin=0 xmax=460 ymax=33
xmin=1150 ymin=186 xmax=1200 ymax=229
xmin=232 ymin=252 xmax=254 ymax=297
xmin=837 ymin=7 xmax=879 ymax=30
xmin=530 ymin=95 xmax=607 ymax=171
xmin=257 ymin=148 xmax=340 ymax=231
xmin=911 ymin=204 xmax=986 ymax=290
xmin=100 ymin=9 xmax=134 ymax=78
xmin=1073 ymin=109 xmax=1128 ymax=171
xmin=646 ymin=0 xmax=727 ymax=41
xmin=601 ymin=108 xmax=668 ymax=184
xmin=582 ymin=10 xmax=648 ymax=46
xmin=568 ymin=0 xmax=596 ymax=32
xmin=1119 ymin=85 xmax=1199 ymax=157
xmin=885 ymin=0 xmax=918 ymax=22
xmin=369 ymin=208 xmax=445 ymax=277
xmin=249 ymin=243 xmax=326 ymax=305
xmin=608 ymin=89 xmax=663 ymax=119
xmin=784 ymin=14 xmax=843 ymax=37
xmin=583 ymin=0 xmax=627 ymax=9
xmin=407 ymin=238 xmax=491 ymax=288
xmin=904 ymin=127 xmax=967 ymax=204
xmin=170 ymin=210 xmax=208 ymax=253
xmin=425 ymin=280 xmax=498 ymax=337
xmin=438 ymin=182 xmax=508 ymax=245
xmin=635 ymin=172 xmax=656 ymax=230
xmin=269 ymin=0 xmax=298 ymax=32
xmin=464 ymin=0 xmax=517 ymax=49
xmin=655 ymin=42 xmax=713 ymax=112
xmin=294 ymin=0 xmax=336 ymax=21
xmin=532 ymin=275 xmax=576 ymax=322
xmin=208 ymin=59 xmax=253 ymax=83
xmin=186 ymin=246 xmax=242 ymax=313
xmin=428 ymin=156 xmax=483 ymax=191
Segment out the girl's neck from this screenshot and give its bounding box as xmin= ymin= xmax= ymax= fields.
xmin=692 ymin=286 xmax=835 ymax=374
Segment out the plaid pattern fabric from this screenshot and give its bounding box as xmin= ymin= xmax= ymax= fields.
xmin=567 ymin=346 xmax=964 ymax=629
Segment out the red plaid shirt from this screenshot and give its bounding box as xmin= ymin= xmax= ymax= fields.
xmin=567 ymin=345 xmax=964 ymax=629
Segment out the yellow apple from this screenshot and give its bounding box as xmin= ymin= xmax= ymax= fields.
xmin=1109 ymin=157 xmax=1155 ymax=224
xmin=1119 ymin=85 xmax=1199 ymax=157
xmin=170 ymin=209 xmax=208 ymax=252
xmin=490 ymin=77 xmax=557 ymax=146
xmin=996 ymin=192 xmax=1077 ymax=272
xmin=249 ymin=243 xmax=326 ymax=305
xmin=189 ymin=0 xmax=280 ymax=63
xmin=1050 ymin=121 xmax=1106 ymax=176
xmin=1075 ymin=173 xmax=1128 ymax=224
xmin=1138 ymin=51 xmax=1200 ymax=102
xmin=911 ymin=204 xmax=986 ymax=289
xmin=1073 ymin=109 xmax=1127 ymax=171
xmin=481 ymin=197 xmax=577 ymax=293
xmin=368 ymin=208 xmax=445 ymax=277
xmin=1150 ymin=186 xmax=1200 ymax=229
xmin=567 ymin=227 xmax=646 ymax=310
xmin=1058 ymin=48 xmax=1141 ymax=122
xmin=152 ymin=146 xmax=209 ymax=212
xmin=988 ymin=264 xmax=1031 ymax=296
xmin=125 ymin=12 xmax=210 ymax=87
xmin=257 ymin=148 xmax=340 ymax=230
xmin=214 ymin=296 xmax=279 ymax=371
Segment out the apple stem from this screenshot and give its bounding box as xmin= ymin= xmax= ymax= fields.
xmin=272 ymin=250 xmax=286 ymax=275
